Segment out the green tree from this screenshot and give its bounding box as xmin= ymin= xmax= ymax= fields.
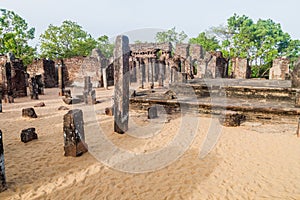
xmin=0 ymin=9 xmax=36 ymax=65
xmin=39 ymin=20 xmax=97 ymax=60
xmin=155 ymin=27 xmax=187 ymax=45
xmin=224 ymin=14 xmax=300 ymax=77
xmin=189 ymin=32 xmax=220 ymax=52
xmin=96 ymin=35 xmax=114 ymax=58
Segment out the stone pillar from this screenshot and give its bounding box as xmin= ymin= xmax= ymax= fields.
xmin=136 ymin=60 xmax=144 ymax=89
xmin=145 ymin=59 xmax=149 ymax=83
xmin=149 ymin=59 xmax=154 ymax=88
xmin=0 ymin=130 xmax=7 ymax=192
xmin=113 ymin=35 xmax=130 ymax=134
xmin=29 ymin=77 xmax=39 ymax=100
xmin=165 ymin=62 xmax=170 ymax=85
xmin=158 ymin=62 xmax=164 ymax=87
xmin=84 ymin=76 xmax=92 ymax=93
xmin=102 ymin=68 xmax=108 ymax=89
xmin=58 ymin=63 xmax=65 ymax=96
xmin=63 ymin=109 xmax=88 ymax=157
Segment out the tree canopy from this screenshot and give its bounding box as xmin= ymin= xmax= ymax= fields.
xmin=190 ymin=14 xmax=300 ymax=77
xmin=0 ymin=9 xmax=36 ymax=65
xmin=39 ymin=20 xmax=97 ymax=60
xmin=155 ymin=27 xmax=187 ymax=45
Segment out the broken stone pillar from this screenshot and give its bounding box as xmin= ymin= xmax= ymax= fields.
xmin=20 ymin=128 xmax=38 ymax=143
xmin=102 ymin=68 xmax=108 ymax=89
xmin=84 ymin=76 xmax=92 ymax=93
xmin=63 ymin=109 xmax=88 ymax=157
xmin=83 ymin=90 xmax=96 ymax=105
xmin=269 ymin=57 xmax=290 ymax=80
xmin=292 ymin=58 xmax=300 ymax=88
xmin=148 ymin=106 xmax=158 ymax=119
xmin=231 ymin=57 xmax=251 ymax=79
xmin=0 ymin=89 xmax=2 ymax=112
xmin=22 ymin=108 xmax=38 ymax=118
xmin=83 ymin=76 xmax=96 ymax=105
xmin=219 ymin=111 xmax=245 ymax=127
xmin=29 ymin=77 xmax=39 ymax=100
xmin=0 ymin=130 xmax=7 ymax=192
xmin=58 ymin=62 xmax=65 ymax=96
xmin=113 ymin=35 xmax=130 ymax=134
xmin=295 ymin=91 xmax=300 ymax=107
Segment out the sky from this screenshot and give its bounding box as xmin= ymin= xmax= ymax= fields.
xmin=1 ymin=0 xmax=300 ymax=46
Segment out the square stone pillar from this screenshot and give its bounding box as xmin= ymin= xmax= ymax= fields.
xmin=58 ymin=63 xmax=65 ymax=96
xmin=113 ymin=35 xmax=130 ymax=134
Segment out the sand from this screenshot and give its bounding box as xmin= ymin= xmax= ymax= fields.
xmin=0 ymin=87 xmax=300 ymax=200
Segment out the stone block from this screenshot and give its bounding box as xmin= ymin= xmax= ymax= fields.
xmin=20 ymin=128 xmax=38 ymax=143
xmin=34 ymin=102 xmax=45 ymax=107
xmin=63 ymin=109 xmax=88 ymax=157
xmin=219 ymin=111 xmax=245 ymax=127
xmin=148 ymin=106 xmax=158 ymax=119
xmin=22 ymin=108 xmax=37 ymax=118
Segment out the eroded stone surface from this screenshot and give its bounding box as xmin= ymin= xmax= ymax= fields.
xmin=20 ymin=128 xmax=38 ymax=143
xmin=63 ymin=109 xmax=88 ymax=157
xmin=114 ymin=35 xmax=130 ymax=134
xmin=22 ymin=108 xmax=37 ymax=118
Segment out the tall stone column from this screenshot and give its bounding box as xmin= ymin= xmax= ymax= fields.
xmin=158 ymin=61 xmax=164 ymax=87
xmin=58 ymin=62 xmax=65 ymax=96
xmin=149 ymin=58 xmax=154 ymax=88
xmin=144 ymin=58 xmax=149 ymax=83
xmin=0 ymin=130 xmax=7 ymax=192
xmin=165 ymin=62 xmax=171 ymax=85
xmin=136 ymin=60 xmax=144 ymax=89
xmin=113 ymin=35 xmax=130 ymax=134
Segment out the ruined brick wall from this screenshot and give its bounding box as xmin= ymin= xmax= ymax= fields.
xmin=60 ymin=57 xmax=84 ymax=86
xmin=27 ymin=59 xmax=56 ymax=88
xmin=60 ymin=55 xmax=105 ymax=87
xmin=130 ymin=43 xmax=172 ymax=54
xmin=190 ymin=44 xmax=203 ymax=61
xmin=231 ymin=57 xmax=251 ymax=79
xmin=175 ymin=44 xmax=190 ymax=59
xmin=11 ymin=60 xmax=27 ymax=97
xmin=269 ymin=57 xmax=290 ymax=80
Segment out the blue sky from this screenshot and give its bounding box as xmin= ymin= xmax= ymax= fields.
xmin=1 ymin=0 xmax=299 ymax=45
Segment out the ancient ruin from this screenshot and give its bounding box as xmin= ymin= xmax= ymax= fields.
xmin=0 ymin=53 xmax=27 ymax=103
xmin=26 ymin=59 xmax=56 ymax=88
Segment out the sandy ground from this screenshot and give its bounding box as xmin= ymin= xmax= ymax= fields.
xmin=0 ymin=87 xmax=300 ymax=200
